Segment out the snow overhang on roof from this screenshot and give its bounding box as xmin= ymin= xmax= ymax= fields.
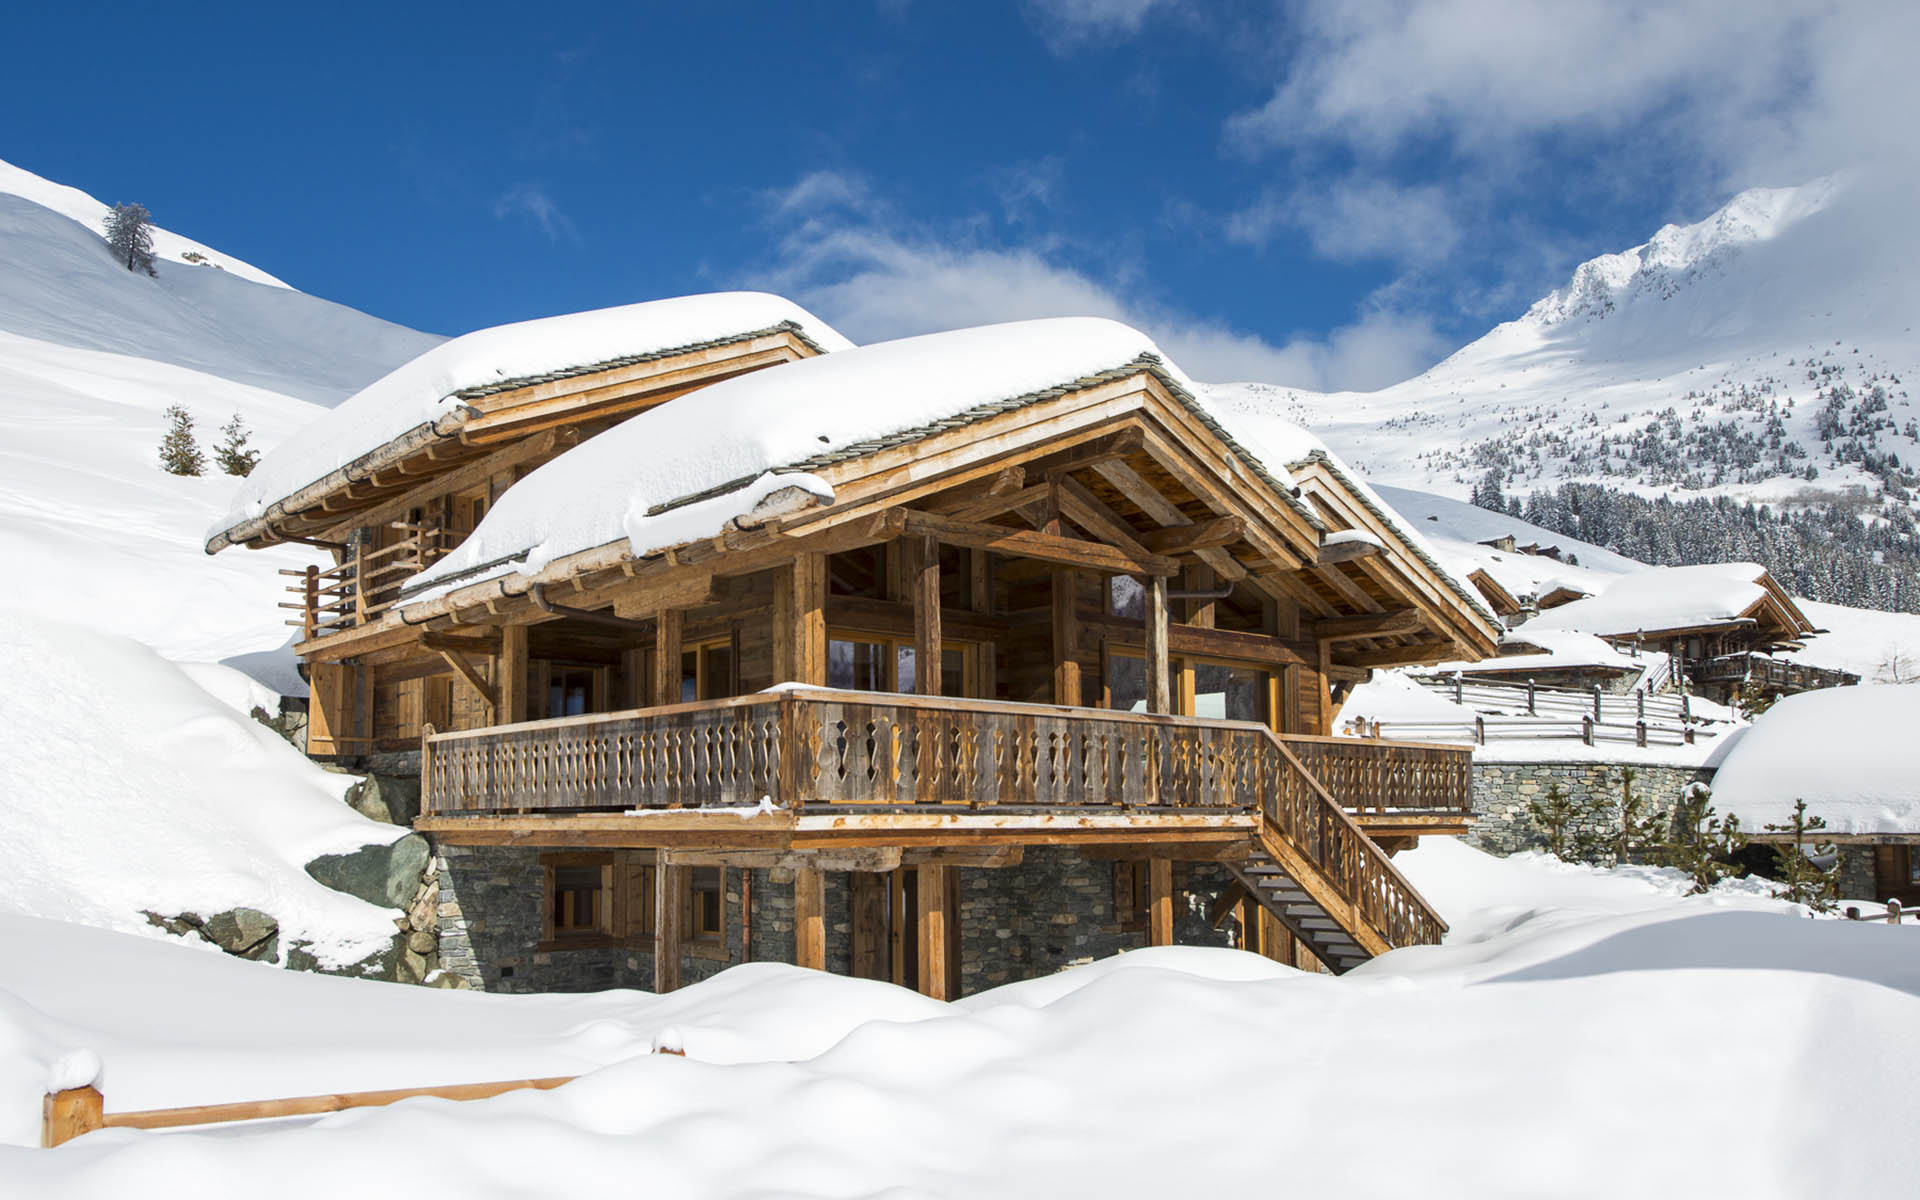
xmin=1520 ymin=563 xmax=1809 ymax=640
xmin=206 ymin=292 xmax=852 ymax=553
xmin=394 ymin=317 xmax=1333 ymax=614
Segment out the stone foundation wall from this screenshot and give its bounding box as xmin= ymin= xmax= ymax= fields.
xmin=1471 ymin=762 xmax=1716 ymax=855
xmin=436 ymin=843 xmax=1245 ymax=997
xmin=435 ymin=845 xmax=774 ymax=994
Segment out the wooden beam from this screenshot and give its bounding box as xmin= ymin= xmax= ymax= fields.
xmin=1312 ymin=609 xmax=1422 ymax=641
xmin=1052 ymin=567 xmax=1081 ymax=706
xmin=899 ymin=845 xmax=1025 ymax=869
xmin=499 ymin=624 xmax=529 ymax=723
xmin=310 ymin=428 xmax=568 ymax=543
xmin=654 ymin=607 xmax=683 ymax=704
xmin=921 ymin=465 xmax=1028 ymax=516
xmin=794 ymin=865 xmax=826 ymax=971
xmin=436 ymin=649 xmax=498 ymax=713
xmin=1145 ymin=574 xmax=1171 ymax=715
xmin=901 ymin=509 xmax=1178 ymax=577
xmin=1138 ymin=516 xmax=1243 ymax=557
xmin=1149 ymin=856 xmax=1174 ymax=947
xmin=1335 ymin=641 xmax=1463 ymax=669
xmin=1051 ymin=475 xmax=1154 ymax=559
xmin=1317 ymin=537 xmax=1383 ymax=566
xmin=913 ymin=534 xmax=942 ymax=696
xmin=662 ymin=847 xmax=903 ymax=873
xmin=654 ymin=862 xmax=682 ymax=993
xmin=825 ymin=596 xmax=1009 ymax=643
xmin=773 ymin=553 xmax=829 ymax=686
xmin=917 ymin=863 xmax=951 ymax=1000
xmin=420 ymin=630 xmax=501 ymax=655
xmin=1183 ymin=563 xmax=1217 ymax=629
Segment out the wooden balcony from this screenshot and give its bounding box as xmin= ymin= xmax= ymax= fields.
xmin=418 ymin=690 xmax=1469 ymax=958
xmin=282 ymin=524 xmax=450 ymax=639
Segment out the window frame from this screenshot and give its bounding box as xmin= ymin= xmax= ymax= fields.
xmin=538 ymin=852 xmax=655 ymax=951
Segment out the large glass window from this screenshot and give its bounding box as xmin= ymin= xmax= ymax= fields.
xmin=678 ymin=638 xmax=736 ymax=702
xmin=1192 ymin=663 xmax=1269 ymax=723
xmin=830 ymin=634 xmax=972 ymax=695
xmin=1103 ymin=652 xmax=1273 ymax=726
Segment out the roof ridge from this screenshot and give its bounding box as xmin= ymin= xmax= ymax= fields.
xmin=450 ymin=320 xmax=822 ymax=401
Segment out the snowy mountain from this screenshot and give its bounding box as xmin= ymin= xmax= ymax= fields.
xmin=0 ymin=157 xmax=441 ymax=665
xmin=1216 ymin=177 xmax=1920 ymax=514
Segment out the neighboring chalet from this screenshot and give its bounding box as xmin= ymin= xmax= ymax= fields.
xmin=208 ymin=296 xmax=1501 ymax=997
xmin=1519 ymin=563 xmax=1854 ymax=704
xmin=1715 ymin=685 xmax=1920 ymax=906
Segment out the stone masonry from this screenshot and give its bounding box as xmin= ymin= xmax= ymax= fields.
xmin=1470 ymin=761 xmax=1716 ymax=855
xmin=436 ymin=842 xmax=1244 ymax=996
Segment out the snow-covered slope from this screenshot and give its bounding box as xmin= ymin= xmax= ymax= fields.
xmin=4 ymin=843 xmax=1914 ymax=1194
xmin=1220 ymin=177 xmax=1920 ymax=513
xmin=0 ymin=183 xmax=440 ymax=405
xmin=0 ymin=160 xmax=440 ymax=665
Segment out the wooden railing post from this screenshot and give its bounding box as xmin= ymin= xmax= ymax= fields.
xmin=42 ymin=1086 xmax=104 ymax=1148
xmin=303 ymin=564 xmax=319 ymax=640
xmin=419 ymin=723 xmax=436 ymax=816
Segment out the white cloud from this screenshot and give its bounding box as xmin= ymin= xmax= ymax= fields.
xmin=1229 ymin=1 xmax=1920 ymax=193
xmin=491 ymin=183 xmax=579 ymax=244
xmin=747 ymin=188 xmax=1448 ymax=392
xmin=1228 ymin=177 xmax=1463 ymax=266
xmin=1022 ymin=0 xmax=1168 ymax=52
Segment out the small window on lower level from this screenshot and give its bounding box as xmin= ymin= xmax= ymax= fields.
xmin=551 ymin=864 xmax=605 ymax=937
xmin=687 ymin=867 xmax=725 ymax=941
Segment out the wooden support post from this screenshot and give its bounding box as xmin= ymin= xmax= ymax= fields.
xmin=500 ymin=623 xmax=529 ymax=723
xmin=1145 ymin=574 xmax=1171 ymax=715
xmin=43 ymin=1086 xmax=105 ymax=1148
xmin=774 ymin=553 xmax=828 ymax=686
xmin=794 ymin=865 xmax=826 ymax=971
xmin=654 ymin=607 xmax=683 ymax=706
xmin=917 ymin=863 xmax=951 ymax=1000
xmin=913 ymin=534 xmax=942 ymax=696
xmin=1315 ymin=640 xmax=1335 ymax=735
xmin=653 ymin=861 xmax=682 ymax=994
xmin=1148 ymin=856 xmax=1174 ymax=947
xmin=1052 ymin=567 xmax=1081 ymax=706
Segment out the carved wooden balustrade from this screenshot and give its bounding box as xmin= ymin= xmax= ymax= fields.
xmin=421 ymin=689 xmax=1466 ymax=952
xmin=1276 ymin=734 xmax=1474 ymax=817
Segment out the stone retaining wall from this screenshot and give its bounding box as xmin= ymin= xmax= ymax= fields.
xmin=1470 ymin=762 xmax=1716 ymax=855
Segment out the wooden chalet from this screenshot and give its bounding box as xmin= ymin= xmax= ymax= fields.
xmin=209 ymin=301 xmax=1501 ymax=997
xmin=1518 ymin=563 xmax=1851 ymax=704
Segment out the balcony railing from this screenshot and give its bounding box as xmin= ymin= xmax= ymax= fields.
xmin=420 ymin=690 xmax=1467 ymax=954
xmin=1691 ymin=653 xmax=1858 ymax=692
xmin=282 ymin=524 xmax=450 ymax=638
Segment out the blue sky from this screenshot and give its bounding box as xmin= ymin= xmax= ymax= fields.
xmin=5 ymin=2 xmax=1905 ymax=390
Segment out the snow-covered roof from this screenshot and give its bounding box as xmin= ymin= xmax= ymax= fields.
xmin=1196 ymin=389 xmax=1499 ymax=629
xmin=1713 ymin=685 xmax=1920 ymax=835
xmin=1418 ymin=629 xmax=1642 ymax=676
xmin=210 ymin=292 xmax=852 ymax=546
xmin=1520 ymin=563 xmax=1794 ymax=639
xmin=401 ymin=318 xmax=1217 ymax=603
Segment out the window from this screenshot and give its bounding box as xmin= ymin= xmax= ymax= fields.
xmin=678 ymin=636 xmax=737 ymax=702
xmin=1103 ymin=652 xmax=1274 ymax=728
xmin=828 ymin=633 xmax=971 ymax=696
xmin=1112 ymin=862 xmax=1148 ymax=931
xmin=687 ymin=867 xmax=725 ymax=942
xmin=539 ymin=854 xmax=654 ymax=948
xmin=551 ymin=865 xmax=604 ymax=936
xmin=549 ymin=665 xmax=598 ymax=717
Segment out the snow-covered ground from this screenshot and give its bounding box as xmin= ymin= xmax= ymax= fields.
xmin=2 ymin=841 xmax=1915 ymax=1197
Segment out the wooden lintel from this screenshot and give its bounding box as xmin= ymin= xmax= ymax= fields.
xmin=659 ymin=847 xmax=904 ymax=873
xmin=1335 ymin=641 xmax=1462 ymax=669
xmin=898 ymin=845 xmax=1025 ymax=869
xmin=420 ymin=630 xmax=503 ymax=655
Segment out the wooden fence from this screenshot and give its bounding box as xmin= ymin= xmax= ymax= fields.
xmin=281 ymin=523 xmax=449 ymax=638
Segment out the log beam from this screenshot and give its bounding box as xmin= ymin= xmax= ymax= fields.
xmin=900 ymin=510 xmax=1178 ymax=577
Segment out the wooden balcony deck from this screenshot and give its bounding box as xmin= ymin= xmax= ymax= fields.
xmin=417 ymin=690 xmax=1470 ymax=959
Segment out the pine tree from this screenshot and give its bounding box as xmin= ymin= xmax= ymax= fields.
xmin=1608 ymin=767 xmax=1666 ymax=866
xmin=1660 ymin=783 xmax=1747 ymax=894
xmin=158 ymin=405 xmax=205 ymax=476
xmin=103 ymin=202 xmax=158 ymax=276
xmin=1763 ymin=799 xmax=1839 ymax=912
xmin=1526 ymin=782 xmax=1580 ymax=859
xmin=214 ymin=412 xmax=259 ymax=476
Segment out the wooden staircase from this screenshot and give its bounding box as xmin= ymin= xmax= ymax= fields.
xmin=1228 ymin=733 xmax=1450 ymax=974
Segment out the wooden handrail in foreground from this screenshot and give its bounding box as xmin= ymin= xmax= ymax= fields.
xmin=42 ymin=1075 xmax=575 ymax=1148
